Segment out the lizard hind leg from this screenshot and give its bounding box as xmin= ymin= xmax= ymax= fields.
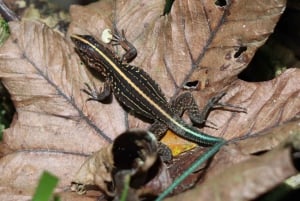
xmin=171 ymin=92 xmax=208 ymax=126
xmin=148 ymin=121 xmax=173 ymax=162
xmin=171 ymin=91 xmax=246 ymax=129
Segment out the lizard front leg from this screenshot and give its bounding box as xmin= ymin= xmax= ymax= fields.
xmin=81 ymin=81 xmax=112 ymax=102
xmin=111 ymin=27 xmax=137 ymax=63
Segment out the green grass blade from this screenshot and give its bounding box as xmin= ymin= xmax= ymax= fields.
xmin=32 ymin=171 xmax=59 ymax=201
xmin=155 ymin=140 xmax=226 ymax=201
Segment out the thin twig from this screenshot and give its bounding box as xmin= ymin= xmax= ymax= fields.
xmin=0 ymin=0 xmax=19 ymax=21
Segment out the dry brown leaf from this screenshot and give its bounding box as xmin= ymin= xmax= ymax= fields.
xmin=67 ymin=0 xmax=296 ymax=151
xmin=0 ymin=0 xmax=299 ymax=200
xmin=168 ymin=147 xmax=297 ymax=201
xmin=71 ymin=145 xmax=114 ymax=196
xmin=165 ymin=119 xmax=300 ymax=201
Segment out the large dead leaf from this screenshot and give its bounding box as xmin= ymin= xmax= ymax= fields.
xmin=0 ymin=0 xmax=299 ymax=200
xmin=165 ymin=123 xmax=300 ymax=201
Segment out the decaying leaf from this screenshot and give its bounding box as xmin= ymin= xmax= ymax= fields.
xmin=71 ymin=144 xmax=114 ymax=196
xmin=165 ymin=120 xmax=300 ymax=201
xmin=0 ymin=0 xmax=299 ymax=200
xmin=71 ymin=129 xmax=159 ymax=199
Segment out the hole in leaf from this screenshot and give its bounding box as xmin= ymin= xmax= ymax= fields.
xmin=251 ymin=150 xmax=269 ymax=156
xmin=234 ymin=46 xmax=247 ymax=58
xmin=215 ymin=0 xmax=227 ymax=7
xmin=0 ymin=83 xmax=15 ymax=140
xmin=292 ymin=148 xmax=300 ymax=171
xmin=162 ymin=0 xmax=175 ymax=16
xmin=183 ymin=80 xmax=199 ymax=89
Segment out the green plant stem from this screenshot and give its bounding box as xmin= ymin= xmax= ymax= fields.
xmin=120 ymin=174 xmax=131 ymax=201
xmin=155 ymin=140 xmax=226 ymax=201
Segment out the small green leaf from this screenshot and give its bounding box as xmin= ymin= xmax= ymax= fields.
xmin=0 ymin=17 xmax=10 ymax=46
xmin=120 ymin=174 xmax=131 ymax=201
xmin=32 ymin=171 xmax=59 ymax=201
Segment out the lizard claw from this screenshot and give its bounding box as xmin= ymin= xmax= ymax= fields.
xmin=81 ymin=82 xmax=111 ymax=102
xmin=209 ymin=91 xmax=247 ymax=113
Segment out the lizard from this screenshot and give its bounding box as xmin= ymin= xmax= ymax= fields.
xmin=70 ymin=28 xmax=245 ymax=160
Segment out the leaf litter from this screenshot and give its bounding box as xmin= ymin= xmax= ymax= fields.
xmin=0 ymin=0 xmax=299 ymax=200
